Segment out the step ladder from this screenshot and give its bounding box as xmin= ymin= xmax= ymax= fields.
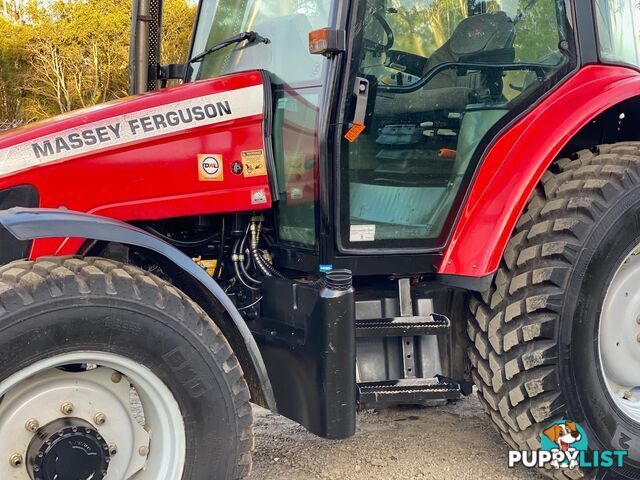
xmin=355 ymin=278 xmax=471 ymax=407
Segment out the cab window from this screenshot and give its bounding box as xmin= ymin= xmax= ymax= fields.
xmin=340 ymin=0 xmax=574 ymax=250
xmin=595 ymin=0 xmax=640 ymax=67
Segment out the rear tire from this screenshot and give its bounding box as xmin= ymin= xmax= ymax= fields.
xmin=0 ymin=256 xmax=253 ymax=480
xmin=468 ymin=143 xmax=640 ymax=479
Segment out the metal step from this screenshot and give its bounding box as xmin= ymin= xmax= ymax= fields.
xmin=355 ymin=312 xmax=450 ymax=337
xmin=357 ymin=376 xmax=471 ymax=406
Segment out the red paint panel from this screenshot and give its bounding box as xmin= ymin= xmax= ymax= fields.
xmin=0 ymin=71 xmax=272 ymax=258
xmin=439 ymin=65 xmax=640 ymax=278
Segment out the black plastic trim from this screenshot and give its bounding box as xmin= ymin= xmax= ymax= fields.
xmin=259 ymin=70 xmax=279 ymax=202
xmin=0 ymin=186 xmax=39 ymax=264
xmin=0 ymin=207 xmax=277 ymax=411
xmin=575 ymin=0 xmax=598 ymax=65
xmin=435 ymin=271 xmax=494 ymax=292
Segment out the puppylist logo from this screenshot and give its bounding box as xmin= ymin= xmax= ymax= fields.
xmin=508 ymin=420 xmax=628 ymax=471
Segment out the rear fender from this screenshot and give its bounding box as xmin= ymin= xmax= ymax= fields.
xmin=0 ymin=207 xmax=277 ymax=411
xmin=439 ymin=65 xmax=640 ymax=279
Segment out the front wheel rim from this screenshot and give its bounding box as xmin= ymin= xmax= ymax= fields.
xmin=599 ymin=247 xmax=640 ymax=425
xmin=0 ymin=351 xmax=186 ymax=480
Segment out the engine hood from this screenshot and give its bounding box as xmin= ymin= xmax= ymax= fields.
xmin=0 ymin=72 xmax=266 ymax=177
xmin=0 ymin=70 xmax=273 ymax=259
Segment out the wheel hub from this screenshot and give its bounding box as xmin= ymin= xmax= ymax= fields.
xmin=27 ymin=418 xmax=109 ymax=480
xmin=600 ymin=249 xmax=640 ymax=423
xmin=0 ymin=365 xmax=150 ymax=479
xmin=0 ymin=352 xmax=185 ymax=480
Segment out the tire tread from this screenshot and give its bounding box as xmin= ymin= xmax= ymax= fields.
xmin=0 ymin=256 xmax=254 ymax=479
xmin=468 ymin=142 xmax=640 ymax=480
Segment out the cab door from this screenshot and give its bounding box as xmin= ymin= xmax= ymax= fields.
xmin=336 ymin=0 xmax=573 ymax=255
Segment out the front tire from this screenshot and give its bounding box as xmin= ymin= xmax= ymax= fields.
xmin=468 ymin=143 xmax=640 ymax=479
xmin=0 ymin=256 xmax=253 ymax=480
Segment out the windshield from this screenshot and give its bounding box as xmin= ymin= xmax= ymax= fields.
xmin=188 ymin=0 xmax=333 ymax=85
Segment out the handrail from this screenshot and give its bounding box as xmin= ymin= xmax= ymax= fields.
xmin=378 ymin=61 xmax=560 ymax=94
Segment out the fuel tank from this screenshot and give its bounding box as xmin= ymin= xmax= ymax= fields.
xmin=0 ymin=70 xmax=273 ymax=257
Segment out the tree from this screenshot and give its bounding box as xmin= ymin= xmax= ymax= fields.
xmin=0 ymin=0 xmax=196 ymax=123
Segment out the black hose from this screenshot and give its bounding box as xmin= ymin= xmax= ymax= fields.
xmin=232 ymin=239 xmax=260 ymax=291
xmin=233 ymin=259 xmax=260 ymax=291
xmin=143 ymin=225 xmax=217 ymax=247
xmin=257 ymin=250 xmax=286 ymax=279
xmin=240 ymin=255 xmax=261 ymax=285
xmin=249 ymin=222 xmax=274 ymax=278
xmin=238 ymin=229 xmax=262 ymax=285
xmin=213 ymin=218 xmax=225 ymax=280
xmin=237 ymin=296 xmax=263 ymax=311
xmin=249 ymin=222 xmax=287 ymax=279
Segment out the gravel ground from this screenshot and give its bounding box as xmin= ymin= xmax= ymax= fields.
xmin=251 ymin=393 xmax=545 ymax=480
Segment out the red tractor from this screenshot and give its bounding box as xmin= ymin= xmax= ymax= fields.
xmin=0 ymin=0 xmax=639 ymax=479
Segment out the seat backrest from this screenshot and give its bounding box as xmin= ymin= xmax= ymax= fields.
xmin=424 ymin=11 xmax=515 ymax=90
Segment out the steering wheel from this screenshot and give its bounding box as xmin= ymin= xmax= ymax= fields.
xmin=363 ymin=12 xmax=394 ymax=55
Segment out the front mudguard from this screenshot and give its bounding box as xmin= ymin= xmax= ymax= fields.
xmin=0 ymin=207 xmax=277 ymax=411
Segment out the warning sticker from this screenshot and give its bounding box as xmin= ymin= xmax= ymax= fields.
xmin=344 ymin=122 xmax=366 ymax=143
xmin=350 ymin=224 xmax=376 ymax=242
xmin=241 ymin=149 xmax=267 ymax=177
xmin=198 ymin=154 xmax=224 ymax=181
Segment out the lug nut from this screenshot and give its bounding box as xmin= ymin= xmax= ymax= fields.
xmin=108 ymin=443 xmax=118 ymax=456
xmin=9 ymin=453 xmax=23 ymax=467
xmin=111 ymin=372 xmax=122 ymax=383
xmin=25 ymin=419 xmax=39 ymax=432
xmin=93 ymin=412 xmax=106 ymax=426
xmin=60 ymin=402 xmax=74 ymax=415
xmin=138 ymin=445 xmax=149 ymax=456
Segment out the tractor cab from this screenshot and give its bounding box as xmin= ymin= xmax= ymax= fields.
xmin=125 ymin=0 xmax=580 ymax=437
xmin=131 ymin=0 xmax=575 ymax=276
xmin=126 ymin=0 xmax=584 ymax=437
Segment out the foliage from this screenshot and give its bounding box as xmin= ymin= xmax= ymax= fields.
xmin=1 ymin=0 xmax=563 ymax=123
xmin=0 ymin=0 xmax=195 ymax=122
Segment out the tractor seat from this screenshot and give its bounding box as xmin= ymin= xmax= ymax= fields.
xmin=375 ymin=11 xmax=515 ymax=116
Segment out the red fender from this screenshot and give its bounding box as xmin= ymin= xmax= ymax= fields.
xmin=439 ymin=65 xmax=640 ymax=278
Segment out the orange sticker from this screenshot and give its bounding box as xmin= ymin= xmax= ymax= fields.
xmin=344 ymin=122 xmax=365 ymax=143
xmin=198 ymin=154 xmax=224 ymax=181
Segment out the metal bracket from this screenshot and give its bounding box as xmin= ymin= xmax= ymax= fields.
xmin=398 ymin=278 xmax=417 ymax=379
xmin=352 ymin=77 xmax=370 ymax=126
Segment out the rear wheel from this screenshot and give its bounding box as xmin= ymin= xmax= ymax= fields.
xmin=468 ymin=143 xmax=640 ymax=479
xmin=0 ymin=256 xmax=253 ymax=480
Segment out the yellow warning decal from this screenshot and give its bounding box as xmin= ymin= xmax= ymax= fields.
xmin=241 ymin=149 xmax=267 ymax=177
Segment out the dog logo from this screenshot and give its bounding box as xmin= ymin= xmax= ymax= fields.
xmin=541 ymin=421 xmax=587 ymax=470
xmin=509 ymin=419 xmax=627 ymax=471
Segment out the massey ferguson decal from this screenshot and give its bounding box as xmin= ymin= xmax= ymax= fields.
xmin=0 ymin=84 xmax=264 ymax=176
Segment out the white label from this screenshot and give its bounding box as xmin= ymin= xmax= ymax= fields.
xmin=350 ymin=224 xmax=376 ymax=242
xmin=0 ymin=84 xmax=264 ymax=177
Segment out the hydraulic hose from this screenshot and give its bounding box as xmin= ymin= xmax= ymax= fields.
xmin=232 ymin=238 xmax=260 ymax=291
xmin=249 ymin=222 xmax=273 ymax=278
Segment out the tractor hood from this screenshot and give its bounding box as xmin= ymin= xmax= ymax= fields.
xmin=0 ymin=71 xmax=268 ymax=177
xmin=0 ymin=70 xmax=273 ymax=254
